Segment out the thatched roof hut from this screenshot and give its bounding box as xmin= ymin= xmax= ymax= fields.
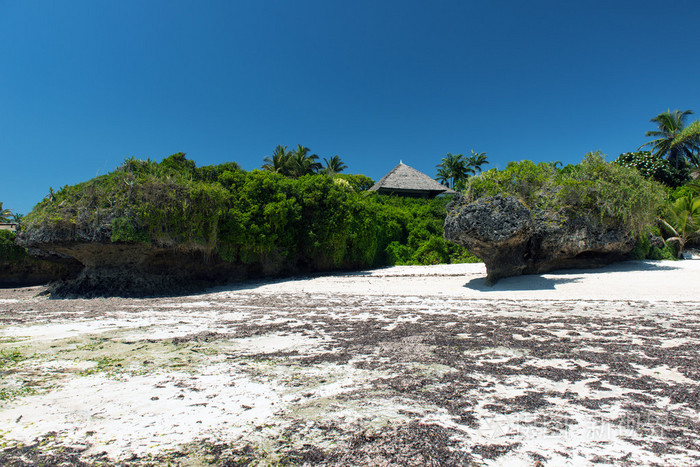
xmin=368 ymin=162 xmax=457 ymax=198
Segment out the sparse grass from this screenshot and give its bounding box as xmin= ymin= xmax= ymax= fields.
xmin=0 ymin=348 xmax=24 ymax=369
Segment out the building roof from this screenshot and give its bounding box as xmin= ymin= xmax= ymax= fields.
xmin=368 ymin=162 xmax=457 ymax=197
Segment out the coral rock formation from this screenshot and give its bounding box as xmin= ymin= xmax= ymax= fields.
xmin=444 ymin=195 xmax=635 ymax=284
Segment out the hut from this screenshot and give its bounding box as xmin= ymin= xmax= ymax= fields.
xmin=368 ymin=162 xmax=457 ymax=198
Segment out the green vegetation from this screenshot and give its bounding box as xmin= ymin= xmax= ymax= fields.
xmin=0 ymin=231 xmax=28 ymax=263
xmin=0 ymin=203 xmax=11 ymax=223
xmin=14 ymin=107 xmax=700 ymax=278
xmin=261 ymin=144 xmax=347 ymax=179
xmin=322 ymin=155 xmax=347 ymax=175
xmin=465 ymin=152 xmax=667 ymax=236
xmin=639 ymin=109 xmax=700 ymax=169
xmin=21 ymin=153 xmax=475 ymax=274
xmin=0 ymin=348 xmax=30 ymax=402
xmin=435 ymin=150 xmax=488 ymax=189
xmin=659 ymin=194 xmax=700 ymax=258
xmin=615 ymin=151 xmax=690 ymax=188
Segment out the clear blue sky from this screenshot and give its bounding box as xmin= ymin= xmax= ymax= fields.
xmin=2 ymin=1 xmax=699 ymax=215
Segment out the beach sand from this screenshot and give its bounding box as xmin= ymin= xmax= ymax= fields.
xmin=0 ymin=260 xmax=698 ymax=465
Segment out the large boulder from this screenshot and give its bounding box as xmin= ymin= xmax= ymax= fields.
xmin=444 ymin=194 xmax=636 ymax=284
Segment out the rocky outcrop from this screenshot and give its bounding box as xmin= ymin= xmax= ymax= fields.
xmin=444 ymin=195 xmax=636 ymax=284
xmin=0 ymin=254 xmax=82 ymax=288
xmin=15 ymin=238 xmax=256 ymax=297
xmin=15 ymin=223 xmax=256 ymax=297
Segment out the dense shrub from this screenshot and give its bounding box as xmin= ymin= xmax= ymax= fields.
xmin=334 ymin=173 xmax=375 ymax=191
xmin=466 ymin=152 xmax=667 ymax=236
xmin=21 ymin=154 xmax=478 ymax=274
xmin=615 ymin=151 xmax=690 ymax=188
xmin=0 ymin=231 xmax=27 ymax=262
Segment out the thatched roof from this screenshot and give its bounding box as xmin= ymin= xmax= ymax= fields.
xmin=368 ymin=162 xmax=457 ymax=197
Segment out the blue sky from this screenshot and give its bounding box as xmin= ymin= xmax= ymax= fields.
xmin=2 ymin=1 xmax=699 ymax=215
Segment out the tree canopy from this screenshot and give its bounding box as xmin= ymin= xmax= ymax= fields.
xmin=0 ymin=203 xmax=11 ymax=223
xmin=435 ymin=150 xmax=488 ymax=189
xmin=639 ymin=109 xmax=700 ymax=169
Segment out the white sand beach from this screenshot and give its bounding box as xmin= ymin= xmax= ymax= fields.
xmin=0 ymin=260 xmax=699 ymax=465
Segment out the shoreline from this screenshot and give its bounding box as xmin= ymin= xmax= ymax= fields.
xmin=0 ymin=260 xmax=698 ymax=465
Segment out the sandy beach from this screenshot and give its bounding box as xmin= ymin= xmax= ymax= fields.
xmin=0 ymin=260 xmax=699 ymax=465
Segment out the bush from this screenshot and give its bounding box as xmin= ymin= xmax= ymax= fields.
xmin=0 ymin=231 xmax=27 ymax=262
xmin=21 ymin=154 xmax=480 ymax=275
xmin=615 ymin=151 xmax=690 ymax=188
xmin=467 ymin=152 xmax=667 ymax=237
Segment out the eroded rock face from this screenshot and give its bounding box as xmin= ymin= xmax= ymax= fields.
xmin=16 ymin=223 xmax=253 ymax=297
xmin=18 ymin=240 xmax=256 ymax=297
xmin=0 ymin=254 xmax=82 ymax=288
xmin=444 ymin=195 xmax=635 ymax=284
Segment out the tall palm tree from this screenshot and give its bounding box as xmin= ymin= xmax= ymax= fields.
xmin=288 ymin=145 xmax=322 ymax=178
xmin=322 ymin=155 xmax=347 ymax=175
xmin=262 ymin=145 xmax=291 ymax=175
xmin=0 ymin=202 xmax=11 ymax=223
xmin=435 ymin=153 xmax=469 ymax=188
xmin=465 ymin=150 xmax=489 ymax=174
xmin=640 ymin=109 xmax=700 ymax=168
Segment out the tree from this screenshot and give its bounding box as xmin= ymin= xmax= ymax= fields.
xmin=465 ymin=150 xmax=489 ymax=174
xmin=322 ymin=155 xmax=347 ymax=175
xmin=0 ymin=202 xmax=11 ymax=222
xmin=659 ymin=194 xmax=700 ymax=258
xmin=673 ymin=121 xmax=700 ymax=168
xmin=435 ymin=153 xmax=470 ymax=188
xmin=287 ymin=145 xmax=322 ymax=178
xmin=435 ymin=166 xmax=452 ymax=187
xmin=639 ymin=109 xmax=700 ymax=169
xmin=615 ymin=151 xmax=689 ymax=187
xmin=262 ymin=145 xmax=292 ymax=175
xmin=11 ymin=213 xmax=23 ymax=223
xmin=335 ymin=174 xmax=375 ymax=191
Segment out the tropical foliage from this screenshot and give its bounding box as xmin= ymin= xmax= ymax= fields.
xmin=334 ymin=173 xmax=375 ymax=191
xmin=0 ymin=203 xmax=11 ymax=223
xmin=639 ymin=109 xmax=700 ymax=169
xmin=465 ymin=152 xmax=667 ymax=236
xmin=0 ymin=231 xmax=28 ymax=263
xmin=262 ymin=144 xmax=347 ymax=179
xmin=322 ymin=155 xmax=347 ymax=175
xmin=435 ymin=150 xmax=488 ymax=189
xmin=21 ymin=154 xmax=476 ymax=275
xmin=659 ymin=194 xmax=700 ymax=258
xmin=261 ymin=145 xmax=291 ymax=174
xmin=615 ymin=151 xmax=690 ymax=188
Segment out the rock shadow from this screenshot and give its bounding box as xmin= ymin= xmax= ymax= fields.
xmin=464 ymin=275 xmax=580 ymax=292
xmin=463 ymin=260 xmax=680 ymax=292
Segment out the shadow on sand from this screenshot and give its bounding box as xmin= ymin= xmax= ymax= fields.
xmin=463 ymin=260 xmax=681 ymax=292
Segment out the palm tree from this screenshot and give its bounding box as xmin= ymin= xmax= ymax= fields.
xmin=262 ymin=145 xmax=291 ymax=175
xmin=322 ymin=155 xmax=347 ymax=175
xmin=659 ymin=194 xmax=700 ymax=258
xmin=11 ymin=213 xmax=23 ymax=223
xmin=673 ymin=120 xmax=700 ymax=168
xmin=465 ymin=150 xmax=489 ymax=174
xmin=435 ymin=166 xmax=452 ymax=187
xmin=288 ymin=145 xmax=322 ymax=178
xmin=639 ymin=109 xmax=700 ymax=168
xmin=435 ymin=153 xmax=469 ymax=188
xmin=0 ymin=202 xmax=11 ymax=223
